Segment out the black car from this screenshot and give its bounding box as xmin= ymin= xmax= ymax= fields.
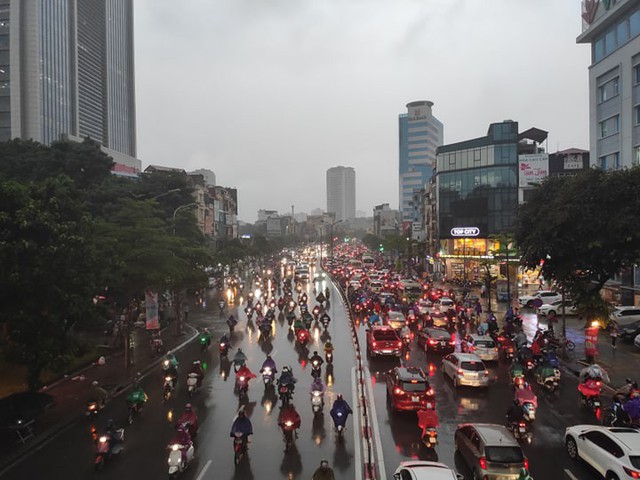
xmin=416 ymin=327 xmax=455 ymax=354
xmin=619 ymin=320 xmax=640 ymax=342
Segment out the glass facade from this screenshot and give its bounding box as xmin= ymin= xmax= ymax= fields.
xmin=0 ymin=1 xmax=9 ymax=141
xmin=437 ymin=121 xmax=519 ymax=239
xmin=593 ymin=6 xmax=640 ymax=63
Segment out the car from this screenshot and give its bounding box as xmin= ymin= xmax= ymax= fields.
xmin=432 ymin=297 xmax=455 ymax=313
xmin=442 ymin=353 xmax=490 ymax=388
xmin=386 ymin=311 xmax=407 ymax=331
xmin=455 ymin=423 xmax=528 ymax=479
xmin=611 ymin=306 xmax=640 ymax=327
xmin=386 ymin=367 xmax=435 ymax=412
xmin=426 ymin=311 xmax=449 ymax=328
xmin=460 ymin=334 xmax=499 ymax=362
xmin=416 ymin=327 xmax=455 ymax=355
xmin=518 ymin=290 xmax=561 ymax=308
xmin=426 ymin=287 xmax=445 ymax=302
xmin=349 ymin=279 xmax=362 ymax=289
xmin=565 ymin=425 xmax=640 ymax=479
xmin=393 ymin=460 xmax=463 ymax=480
xmin=366 ymin=325 xmax=403 ymax=358
xmin=635 ymin=333 xmax=640 ymax=349
xmin=417 ymin=299 xmax=432 ymax=315
xmin=618 ymin=320 xmax=640 ymax=342
xmin=537 ymin=300 xmax=578 ymax=316
xmin=370 ymin=281 xmax=384 ymax=293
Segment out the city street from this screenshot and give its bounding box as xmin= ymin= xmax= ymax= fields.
xmin=1 ymin=277 xmax=358 ymax=480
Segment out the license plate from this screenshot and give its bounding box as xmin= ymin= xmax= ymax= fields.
xmin=519 ymin=427 xmax=525 ymax=433
xmin=382 ymin=350 xmax=392 ymax=353
xmin=412 ymin=396 xmax=419 ymax=402
xmin=440 ymin=341 xmax=445 ymax=346
xmin=429 ymin=437 xmax=436 ymax=443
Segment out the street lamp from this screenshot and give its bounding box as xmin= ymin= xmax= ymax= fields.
xmin=172 ymin=203 xmax=197 ymax=235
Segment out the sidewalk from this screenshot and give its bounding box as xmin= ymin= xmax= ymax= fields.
xmin=0 ymin=315 xmax=200 ymax=472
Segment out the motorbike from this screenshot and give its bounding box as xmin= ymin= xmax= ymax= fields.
xmin=401 ymin=332 xmax=412 ymax=349
xmin=244 ymin=306 xmax=254 ymax=319
xmin=127 ymin=401 xmax=144 ymax=425
xmin=536 ymin=372 xmax=559 ymax=393
xmin=321 ymin=315 xmax=331 ymax=330
xmin=333 ymin=412 xmax=347 ymax=439
xmin=150 ymin=337 xmax=164 ymax=355
xmin=311 ymin=359 xmax=322 ymax=379
xmin=311 ymin=389 xmax=324 ymax=414
xmin=523 ymin=358 xmax=536 ymax=376
xmin=325 ymin=351 xmax=333 ymax=364
xmin=94 ymin=428 xmax=124 ymax=470
xmin=167 ymin=441 xmax=195 ymax=478
xmin=296 ymin=329 xmax=310 ymax=347
xmin=521 ymin=402 xmax=536 ymax=423
xmin=261 ymin=367 xmax=275 ymax=387
xmin=233 ymin=432 xmax=248 ymax=465
xmin=579 ymin=379 xmax=603 ymax=417
xmin=86 ymin=401 xmax=105 ymax=417
xmin=420 ymin=427 xmax=438 ymax=449
xmin=278 ymin=383 xmax=293 ymax=405
xmin=258 ymin=321 xmax=271 ymax=338
xmin=303 ymin=313 xmax=313 ymax=330
xmin=281 ymin=420 xmax=296 ymax=452
xmin=508 ymin=421 xmax=532 ymax=445
xmin=219 ymin=342 xmax=230 ymax=357
xmin=199 ymin=335 xmax=210 ymax=353
xmin=511 ymin=374 xmax=525 ymax=390
xmin=236 ymin=375 xmax=249 ymax=399
xmin=187 ymin=373 xmax=200 ymax=397
xmin=312 ymin=305 xmax=321 ymax=321
xmin=163 ymin=374 xmax=176 ymax=401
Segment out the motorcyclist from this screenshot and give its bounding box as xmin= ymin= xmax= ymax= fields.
xmin=417 ymin=405 xmax=439 ymax=431
xmin=292 ymin=316 xmax=305 ymax=333
xmin=278 ymin=403 xmax=302 ymax=436
xmin=330 ymin=394 xmax=353 ymax=430
xmin=324 ymin=341 xmax=334 ymax=357
xmin=219 ymin=333 xmax=230 ymax=348
xmin=230 ymin=408 xmax=253 ymax=448
xmin=487 ymin=313 xmax=499 ymax=335
xmin=170 ymin=423 xmax=193 ymax=464
xmin=89 ymin=380 xmax=108 ymax=407
xmin=615 ymin=379 xmax=640 ymax=402
xmin=311 ymin=459 xmax=336 ymax=480
xmin=309 ymin=351 xmax=324 ymax=370
xmin=536 ymin=359 xmax=557 ymax=385
xmin=235 ymin=364 xmax=257 ymax=384
xmin=227 ymin=314 xmax=238 ymax=332
xmin=260 ymin=355 xmax=278 ymax=376
xmin=177 ymin=403 xmax=199 ymax=440
xmin=320 ymin=311 xmax=331 ymax=325
xmin=515 ymin=383 xmax=538 ymax=409
xmin=510 ymin=361 xmax=525 ymax=382
xmin=514 ymin=331 xmax=528 ymax=351
xmin=400 ymin=324 xmax=412 ymax=342
xmin=188 ymin=360 xmax=204 ymax=388
xmin=278 ymin=365 xmax=297 ymax=394
xmin=198 ymin=328 xmax=212 ymax=348
xmin=506 ymin=398 xmax=525 ymax=424
xmin=610 ymin=397 xmax=632 ymax=426
xmin=104 ymin=418 xmax=121 ymax=451
xmin=368 ymin=312 xmax=381 ymax=326
xmin=310 ymin=376 xmax=326 ymax=395
xmin=233 ymin=348 xmax=248 ymax=371
xmin=316 ymin=291 xmax=326 ymax=304
xmin=518 ymin=467 xmax=534 ymax=480
xmin=477 ymin=318 xmax=489 ymax=336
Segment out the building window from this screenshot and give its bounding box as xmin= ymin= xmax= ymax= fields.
xmin=599 ymin=152 xmax=620 ymax=170
xmin=632 ymin=10 xmax=640 ymax=38
xmin=598 ymin=77 xmax=619 ymax=103
xmin=636 ymin=106 xmax=640 ymax=125
xmin=599 ymin=115 xmax=619 ymax=138
xmin=634 ymin=146 xmax=640 ymax=167
xmin=635 ymin=64 xmax=640 ymax=85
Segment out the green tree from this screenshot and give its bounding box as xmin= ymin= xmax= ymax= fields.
xmin=362 ymin=233 xmax=382 ymax=252
xmin=516 ymin=167 xmax=640 ymax=322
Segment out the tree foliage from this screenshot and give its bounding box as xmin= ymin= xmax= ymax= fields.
xmin=516 ymin=167 xmax=640 ymax=317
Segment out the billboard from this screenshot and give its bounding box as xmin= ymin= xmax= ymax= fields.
xmin=519 ymin=154 xmax=549 ymax=187
xmin=145 ymin=291 xmax=160 ymax=330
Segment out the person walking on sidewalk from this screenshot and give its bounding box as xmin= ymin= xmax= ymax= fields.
xmin=610 ymin=321 xmax=619 ymax=349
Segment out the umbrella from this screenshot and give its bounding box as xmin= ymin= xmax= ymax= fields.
xmin=579 ymin=364 xmax=610 ymax=384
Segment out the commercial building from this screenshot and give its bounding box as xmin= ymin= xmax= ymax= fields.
xmin=435 ymin=120 xmax=547 ymax=280
xmin=399 ymin=101 xmax=444 ymax=221
xmin=326 ymin=166 xmax=355 ymax=222
xmin=373 ymin=203 xmax=401 ymax=238
xmin=0 ymin=0 xmax=139 ymax=174
xmin=577 ymin=0 xmax=640 ymax=169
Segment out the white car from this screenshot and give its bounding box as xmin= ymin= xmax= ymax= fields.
xmin=611 ymin=306 xmax=640 ymax=327
xmin=634 ymin=333 xmax=640 ymax=349
xmin=537 ymin=300 xmax=578 ymax=316
xmin=565 ymin=425 xmax=640 ymax=479
xmin=442 ymin=353 xmax=490 ymax=388
xmin=518 ymin=290 xmax=561 ymax=308
xmin=432 ymin=297 xmax=455 ymax=314
xmin=417 ymin=299 xmax=432 ymax=315
xmin=393 ymin=461 xmax=463 ymax=480
xmin=460 ymin=334 xmax=499 ymax=362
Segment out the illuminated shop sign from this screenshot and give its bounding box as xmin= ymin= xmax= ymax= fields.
xmin=450 ymin=227 xmax=480 ymax=237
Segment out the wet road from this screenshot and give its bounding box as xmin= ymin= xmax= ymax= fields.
xmin=3 ymin=276 xmax=358 ymax=480
xmin=356 ymin=311 xmax=606 ymax=480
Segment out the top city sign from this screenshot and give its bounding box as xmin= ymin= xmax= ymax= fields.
xmin=451 ymin=227 xmax=480 ymax=237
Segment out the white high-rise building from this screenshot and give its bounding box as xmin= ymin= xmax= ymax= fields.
xmin=577 ymin=0 xmax=640 ymax=169
xmin=326 ymin=166 xmax=355 ymax=222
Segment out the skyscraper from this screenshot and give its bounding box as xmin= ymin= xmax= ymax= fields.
xmin=326 ymin=166 xmax=355 ymax=222
xmin=399 ymin=101 xmax=444 ymax=221
xmin=0 ymin=0 xmax=138 ymax=173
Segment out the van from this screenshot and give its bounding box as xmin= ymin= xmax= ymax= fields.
xmin=362 ymin=256 xmax=375 ymax=268
xmin=397 ymin=280 xmax=422 ymax=301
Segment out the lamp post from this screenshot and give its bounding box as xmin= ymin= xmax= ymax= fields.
xmin=172 ymin=202 xmax=197 ymax=336
xmin=172 ymin=203 xmax=197 ymax=235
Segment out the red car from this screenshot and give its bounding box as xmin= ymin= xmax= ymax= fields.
xmin=366 ymin=325 xmax=402 ymax=358
xmin=386 ymin=366 xmax=435 ymax=412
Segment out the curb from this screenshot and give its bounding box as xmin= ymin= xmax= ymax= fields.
xmin=0 ymin=324 xmax=198 ymax=476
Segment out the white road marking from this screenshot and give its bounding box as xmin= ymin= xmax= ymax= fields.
xmin=352 ymin=367 xmax=362 ymax=480
xmin=196 ymin=459 xmax=212 ymax=480
xmin=364 ymin=366 xmax=387 ymax=480
xmin=564 ymin=468 xmax=579 ymax=480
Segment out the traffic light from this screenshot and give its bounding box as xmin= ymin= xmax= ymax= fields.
xmin=379 ymin=244 xmax=384 ymax=252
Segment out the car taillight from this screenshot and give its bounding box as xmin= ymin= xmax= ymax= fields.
xmin=428 ymin=339 xmax=437 ymax=345
xmin=484 ymin=370 xmax=489 ymax=377
xmin=457 ymin=369 xmax=464 ymax=375
xmin=524 ymin=458 xmax=529 ymax=470
xmin=396 ymin=341 xmax=402 ymax=348
xmin=479 ymin=457 xmax=487 ymax=470
xmin=449 ymin=340 xmax=456 ymax=345
xmin=372 ymin=341 xmax=377 ymax=348
xmin=426 ymin=388 xmax=434 ymax=396
xmin=623 ymin=466 xmax=640 ymax=479
xmin=596 ymin=381 xmax=602 ymax=387
xmin=394 ymin=387 xmax=404 ymax=396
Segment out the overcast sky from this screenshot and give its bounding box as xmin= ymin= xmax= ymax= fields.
xmin=134 ymin=0 xmax=590 ymax=223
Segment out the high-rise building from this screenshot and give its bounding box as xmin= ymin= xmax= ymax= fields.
xmin=0 ymin=0 xmax=139 ymax=173
xmin=399 ymin=101 xmax=444 ymax=221
xmin=577 ymin=0 xmax=640 ymax=169
xmin=326 ymin=166 xmax=355 ymax=222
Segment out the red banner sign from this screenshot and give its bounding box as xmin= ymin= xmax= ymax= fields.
xmin=585 ymin=326 xmax=599 ymax=358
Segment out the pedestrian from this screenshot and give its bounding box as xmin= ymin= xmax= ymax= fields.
xmin=480 ymin=284 xmax=487 ymax=299
xmin=610 ymin=321 xmax=619 ymax=349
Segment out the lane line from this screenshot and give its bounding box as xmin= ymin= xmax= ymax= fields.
xmin=564 ymin=468 xmax=579 ymax=480
xmin=196 ymin=459 xmax=212 ymax=480
xmin=352 ymin=366 xmax=362 ymax=480
xmin=364 ymin=366 xmax=387 ymax=480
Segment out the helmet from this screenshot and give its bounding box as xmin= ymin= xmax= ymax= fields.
xmin=237 ymin=409 xmax=246 ymax=417
xmin=193 ymin=360 xmax=201 ymax=365
xmin=313 ymin=351 xmax=318 ymax=356
xmin=320 ymin=459 xmax=329 ymax=468
xmin=283 ymin=365 xmax=290 ymax=372
xmin=92 ymin=380 xmax=99 ymax=386
xmin=266 ymin=355 xmax=272 ymax=360
xmin=336 ymin=394 xmax=343 ymax=401
xmin=185 ymin=403 xmax=192 ymax=412
xmin=237 ymin=348 xmax=243 ymax=353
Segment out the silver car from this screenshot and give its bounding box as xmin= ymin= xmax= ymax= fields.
xmin=455 ymin=423 xmax=528 ymax=479
xmin=442 ymin=353 xmax=490 ymax=388
xmin=461 ymin=334 xmax=499 ymax=362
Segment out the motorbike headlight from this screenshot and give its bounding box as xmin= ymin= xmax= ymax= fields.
xmin=239 ymin=376 xmax=245 ymax=381
xmin=313 ymin=391 xmax=321 ymax=397
xmin=264 ymin=368 xmax=271 ymax=374
xmin=165 ymin=377 xmax=172 ymax=382
xmin=99 ymin=436 xmax=108 ymax=443
xmin=171 ymin=444 xmax=179 ymax=451
xmin=285 ymin=420 xmax=293 ymax=427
